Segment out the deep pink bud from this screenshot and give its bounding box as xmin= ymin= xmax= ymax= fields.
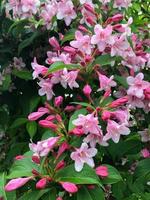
xmin=96 ymin=166 xmax=108 ymax=178
xmin=63 ymin=46 xmax=76 ymax=54
xmin=60 ymin=182 xmax=78 ymax=193
xmin=69 ymin=127 xmax=84 ymax=136
xmin=55 ymin=114 xmax=62 ymax=122
xmin=78 ymin=25 xmax=89 ymax=33
xmin=55 ymin=160 xmax=66 ymax=171
xmin=111 ymin=14 xmax=123 ymax=22
xmin=57 ymin=197 xmax=63 ymax=200
xmin=54 ymin=96 xmax=63 ymax=107
xmin=83 ymin=84 xmax=92 ymax=97
xmin=141 ymin=148 xmax=150 ymax=158
xmin=32 ymin=155 xmax=40 ymax=164
xmin=45 ymin=115 xmax=56 ymax=121
xmin=102 ymin=111 xmax=111 ymax=121
xmin=84 ymin=4 xmax=95 ymax=15
xmin=15 ymin=155 xmax=24 ymax=160
xmin=28 ymin=107 xmax=49 ymax=121
xmin=49 ymin=37 xmax=60 ymax=50
xmin=56 ymin=142 xmax=70 ymax=159
xmin=5 ymin=177 xmax=32 ymax=191
xmin=104 ymin=89 xmax=111 ymax=98
xmin=36 ymin=178 xmax=47 ymax=189
xmin=86 ymin=16 xmax=95 ymax=26
xmin=109 ymin=96 xmax=128 ymax=108
xmin=39 ymin=120 xmax=57 ymax=130
xmin=144 ymin=88 xmax=150 ymax=100
xmin=32 ymin=169 xmax=40 ymax=176
xmin=64 ymin=106 xmax=75 ymax=112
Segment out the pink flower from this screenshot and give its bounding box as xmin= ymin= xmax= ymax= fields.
xmin=97 ymin=72 xmax=116 ymax=91
xmin=83 ymin=84 xmax=92 ymax=97
xmin=71 ymin=143 xmax=97 ymax=172
xmin=57 ymin=0 xmax=77 ymax=26
xmin=13 ymin=57 xmax=26 ymax=70
xmin=96 ymin=166 xmax=108 ymax=177
xmin=138 ymin=129 xmax=150 ymax=142
xmin=5 ymin=177 xmax=32 ymax=192
xmin=141 ymin=148 xmax=150 ymax=158
xmin=72 ymin=113 xmax=100 ymax=134
xmin=127 ymin=73 xmax=150 ymax=98
xmin=28 ymin=107 xmax=49 ymax=121
xmin=113 ymin=0 xmax=132 ymax=9
xmin=99 ymin=0 xmax=111 ymax=5
xmin=31 ymin=58 xmax=48 ymax=79
xmin=91 ymin=24 xmax=114 ymax=51
xmin=21 ymin=0 xmax=40 ymax=15
xmin=29 ymin=137 xmax=60 ymax=157
xmin=61 ymin=69 xmax=79 ymax=89
xmin=38 ymin=78 xmax=54 ymax=100
xmin=70 ymin=31 xmax=92 ymax=55
xmin=104 ymin=120 xmax=130 ymax=143
xmin=60 ymin=182 xmax=78 ymax=193
xmin=36 ymin=178 xmax=47 ymax=189
xmin=54 ymin=96 xmax=63 ymax=107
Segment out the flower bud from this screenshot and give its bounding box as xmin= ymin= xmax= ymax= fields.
xmin=36 ymin=178 xmax=47 ymax=190
xmin=15 ymin=155 xmax=25 ymax=160
xmin=96 ymin=166 xmax=108 ymax=178
xmin=32 ymin=154 xmax=40 ymax=164
xmin=102 ymin=111 xmax=111 ymax=121
xmin=109 ymin=96 xmax=128 ymax=108
xmin=141 ymin=148 xmax=150 ymax=158
xmin=55 ymin=160 xmax=66 ymax=171
xmin=63 ymin=46 xmax=76 ymax=54
xmin=57 ymin=197 xmax=63 ymax=200
xmin=49 ymin=37 xmax=60 ymax=51
xmin=54 ymin=96 xmax=63 ymax=107
xmin=83 ymin=84 xmax=92 ymax=97
xmin=38 ymin=120 xmax=57 ymax=130
xmin=60 ymin=182 xmax=78 ymax=193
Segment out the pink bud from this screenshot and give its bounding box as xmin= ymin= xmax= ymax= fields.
xmin=55 ymin=160 xmax=66 ymax=171
xmin=70 ymin=127 xmax=84 ymax=136
xmin=96 ymin=166 xmax=108 ymax=178
xmin=56 ymin=114 xmax=62 ymax=122
xmin=49 ymin=37 xmax=60 ymax=50
xmin=36 ymin=178 xmax=47 ymax=189
xmin=144 ymin=88 xmax=150 ymax=100
xmin=111 ymin=14 xmax=123 ymax=22
xmin=45 ymin=115 xmax=56 ymax=121
xmin=104 ymin=89 xmax=111 ymax=98
xmin=5 ymin=177 xmax=32 ymax=191
xmin=54 ymin=96 xmax=63 ymax=107
xmin=84 ymin=4 xmax=95 ymax=15
xmin=15 ymin=155 xmax=25 ymax=160
xmin=63 ymin=46 xmax=76 ymax=54
xmin=60 ymin=182 xmax=78 ymax=193
xmin=85 ymin=55 xmax=92 ymax=63
xmin=64 ymin=106 xmax=75 ymax=112
xmin=109 ymin=96 xmax=128 ymax=108
xmin=32 ymin=155 xmax=40 ymax=164
xmin=101 ymin=111 xmax=111 ymax=121
xmin=78 ymin=25 xmax=88 ymax=33
xmin=83 ymin=84 xmax=92 ymax=97
xmin=56 ymin=142 xmax=70 ymax=159
xmin=39 ymin=120 xmax=57 ymax=130
xmin=57 ymin=197 xmax=63 ymax=200
xmin=86 ymin=16 xmax=95 ymax=26
xmin=141 ymin=148 xmax=150 ymax=158
xmin=32 ymin=169 xmax=40 ymax=176
xmin=28 ymin=107 xmax=49 ymax=121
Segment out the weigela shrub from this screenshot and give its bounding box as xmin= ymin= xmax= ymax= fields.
xmin=0 ymin=0 xmax=150 ymax=199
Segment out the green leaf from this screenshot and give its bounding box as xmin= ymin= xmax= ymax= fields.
xmin=61 ymin=29 xmax=75 ymax=45
xmin=12 ymin=69 xmax=32 ymax=80
xmin=55 ymin=164 xmax=101 ymax=185
xmin=68 ymin=108 xmax=87 ymax=131
xmin=18 ymin=31 xmax=41 ymax=54
xmin=7 ymin=151 xmax=39 ymax=179
xmin=134 ymin=159 xmax=150 ymax=178
xmin=101 ymin=165 xmax=122 ymax=184
xmin=18 ymin=189 xmax=49 ymax=200
xmin=48 ymin=61 xmax=80 ymax=74
xmin=1 ymin=75 xmax=11 ymax=91
xmin=94 ymin=54 xmax=115 ymax=66
xmin=26 ymin=121 xmax=37 ymax=138
xmin=41 ymin=188 xmax=57 ymax=200
xmin=77 ymin=186 xmax=104 ymax=200
xmin=10 ymin=118 xmax=28 ymax=129
xmin=114 ymin=75 xmax=128 ymax=88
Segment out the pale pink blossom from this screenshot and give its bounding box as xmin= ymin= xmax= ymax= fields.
xmin=57 ymin=0 xmax=77 ymax=26
xmin=97 ymin=72 xmax=116 ymax=91
xmin=72 ymin=113 xmax=100 ymax=134
xmin=60 ymin=182 xmax=78 ymax=193
xmin=128 ymin=96 xmax=145 ymax=109
xmin=71 ymin=143 xmax=97 ymax=171
xmin=38 ymin=78 xmax=54 ymax=100
xmin=99 ymin=0 xmax=111 ymax=5
xmin=60 ymin=69 xmax=79 ymax=89
xmin=96 ymin=166 xmax=108 ymax=177
xmin=91 ymin=24 xmax=114 ymax=51
xmin=104 ymin=120 xmax=130 ymax=143
xmin=5 ymin=177 xmax=32 ymax=191
xmin=113 ymin=0 xmax=132 ymax=9
xmin=79 ymin=0 xmax=93 ymax=4
xmin=29 ymin=137 xmax=60 ymax=157
xmin=28 ymin=107 xmax=49 ymax=121
xmin=46 ymin=52 xmax=71 ymax=65
xmin=70 ymin=31 xmax=92 ymax=55
xmin=31 ymin=58 xmax=48 ymax=79
xmin=138 ymin=129 xmax=150 ymax=142
xmin=13 ymin=57 xmax=26 ymax=70
xmin=21 ymin=0 xmax=40 ymax=15
xmin=127 ymin=73 xmax=150 ymax=99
